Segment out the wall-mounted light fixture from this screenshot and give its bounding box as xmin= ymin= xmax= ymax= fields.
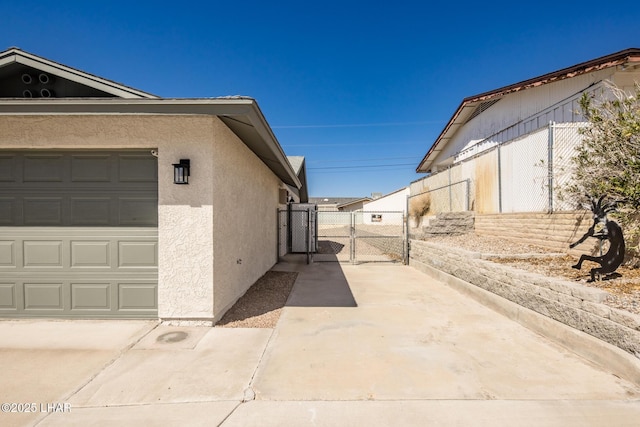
xmin=173 ymin=159 xmax=190 ymax=184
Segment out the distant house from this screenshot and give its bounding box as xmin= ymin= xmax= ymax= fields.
xmin=363 ymin=187 xmax=409 ymax=213
xmin=414 ymin=48 xmax=640 ymax=214
xmin=308 ymin=197 xmax=371 ymax=211
xmin=336 ymin=197 xmax=372 ymax=212
xmin=0 ymin=48 xmax=307 ymax=324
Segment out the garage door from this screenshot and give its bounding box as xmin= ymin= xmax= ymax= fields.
xmin=0 ymin=150 xmax=158 ymax=318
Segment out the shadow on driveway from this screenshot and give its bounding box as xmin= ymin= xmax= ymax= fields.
xmin=274 ymin=255 xmax=357 ymax=308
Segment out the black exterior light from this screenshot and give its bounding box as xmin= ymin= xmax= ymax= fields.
xmin=173 ymin=159 xmax=190 ymax=184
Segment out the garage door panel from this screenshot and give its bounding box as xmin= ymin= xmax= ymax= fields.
xmin=24 ymin=283 xmax=64 ymax=310
xmin=23 ymin=240 xmax=63 ymax=267
xmin=0 ymin=283 xmax=17 ymax=309
xmin=0 ymin=227 xmax=157 ymax=317
xmin=71 ymin=155 xmax=111 ymax=182
xmin=71 ymin=283 xmax=111 ymax=310
xmin=118 ymin=198 xmax=157 ymax=226
xmin=23 ymin=197 xmax=63 ymax=225
xmin=0 ymin=241 xmax=15 ymax=266
xmin=70 ymin=198 xmax=112 ymax=225
xmin=23 ymin=155 xmax=65 ymax=182
xmin=118 ymin=283 xmax=157 ymax=311
xmin=0 ymin=155 xmax=16 ymax=181
xmin=0 ymin=197 xmax=16 ymax=224
xmin=1 ymin=151 xmax=157 ymax=227
xmin=71 ymin=241 xmax=111 ymax=267
xmin=119 ymin=155 xmax=157 ymax=182
xmin=118 ymin=241 xmax=157 ymax=268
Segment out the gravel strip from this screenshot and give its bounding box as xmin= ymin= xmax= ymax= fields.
xmin=216 ymin=271 xmax=298 ymax=328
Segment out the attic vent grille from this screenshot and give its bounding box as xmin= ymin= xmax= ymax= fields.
xmin=466 ymin=99 xmax=500 ymax=123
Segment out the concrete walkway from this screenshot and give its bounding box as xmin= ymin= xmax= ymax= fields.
xmin=2 ymin=260 xmax=640 ymax=426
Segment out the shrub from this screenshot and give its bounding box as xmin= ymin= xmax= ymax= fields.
xmin=409 ymin=191 xmax=432 ymax=226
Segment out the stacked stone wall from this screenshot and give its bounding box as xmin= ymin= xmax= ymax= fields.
xmin=409 ymin=239 xmax=640 ymax=359
xmin=475 ymin=211 xmax=596 ymax=256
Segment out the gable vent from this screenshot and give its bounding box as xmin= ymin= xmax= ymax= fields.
xmin=466 ymin=99 xmax=500 ymax=123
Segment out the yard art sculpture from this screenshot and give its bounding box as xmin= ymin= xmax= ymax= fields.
xmin=570 ymin=195 xmax=625 ymax=282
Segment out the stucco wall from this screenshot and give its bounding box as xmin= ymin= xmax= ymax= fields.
xmin=211 ymin=118 xmax=281 ymax=320
xmin=0 ymin=115 xmax=220 ymax=321
xmin=363 ymin=188 xmax=409 ymax=213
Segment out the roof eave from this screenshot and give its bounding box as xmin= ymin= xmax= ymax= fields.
xmin=416 ymin=47 xmax=640 ymax=173
xmin=0 ymin=98 xmax=301 ymax=188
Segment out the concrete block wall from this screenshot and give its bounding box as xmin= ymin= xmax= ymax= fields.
xmin=475 ymin=212 xmax=596 ymax=256
xmin=412 ymin=212 xmax=475 ymax=238
xmin=409 ymin=239 xmax=640 ymax=360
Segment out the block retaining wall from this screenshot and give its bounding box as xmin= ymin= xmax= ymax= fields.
xmin=409 ymin=239 xmax=640 ymax=361
xmin=474 ymin=211 xmax=595 ymax=256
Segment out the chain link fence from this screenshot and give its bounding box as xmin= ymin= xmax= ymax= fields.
xmin=410 ymin=122 xmax=585 ymax=214
xmin=314 ymin=210 xmax=406 ymax=264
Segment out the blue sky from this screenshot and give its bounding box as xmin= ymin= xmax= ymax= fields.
xmin=2 ymin=1 xmax=639 ymax=197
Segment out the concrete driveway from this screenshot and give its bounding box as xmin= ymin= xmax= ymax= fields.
xmin=2 ymin=260 xmax=640 ymax=426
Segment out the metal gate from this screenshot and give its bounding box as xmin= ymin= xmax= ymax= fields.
xmin=315 ymin=211 xmax=406 ymax=264
xmin=278 ymin=205 xmax=317 ymax=264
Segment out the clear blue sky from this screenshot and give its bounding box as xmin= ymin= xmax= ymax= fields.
xmin=2 ymin=1 xmax=639 ymax=197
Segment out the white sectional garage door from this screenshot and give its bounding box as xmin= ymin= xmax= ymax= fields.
xmin=0 ymin=150 xmax=158 ymax=318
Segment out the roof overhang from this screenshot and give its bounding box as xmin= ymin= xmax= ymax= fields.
xmin=0 ymin=97 xmax=301 ymax=188
xmin=416 ymin=47 xmax=640 ymax=173
xmin=287 ymin=156 xmax=309 ymax=203
xmin=336 ymin=197 xmax=372 ymax=210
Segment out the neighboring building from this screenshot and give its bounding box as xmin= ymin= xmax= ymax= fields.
xmin=363 ymin=187 xmax=409 ymax=213
xmin=362 ymin=187 xmax=409 ymax=226
xmin=336 ymin=197 xmax=372 ymax=212
xmin=308 ymin=197 xmax=369 ymax=211
xmin=414 ymin=48 xmax=640 ymax=214
xmin=0 ymin=48 xmax=307 ymax=324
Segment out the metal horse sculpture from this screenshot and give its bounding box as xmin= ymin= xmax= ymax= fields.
xmin=570 ymin=195 xmax=625 ymax=282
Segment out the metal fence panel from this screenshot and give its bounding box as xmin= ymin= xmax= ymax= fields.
xmin=500 ymin=126 xmax=549 ymax=212
xmin=354 ymin=211 xmax=405 ymax=263
xmin=278 ymin=209 xmax=288 ymax=257
xmin=552 ymin=123 xmax=584 ymax=211
xmin=410 ymin=122 xmax=586 ymax=215
xmin=315 ymin=211 xmax=405 ymax=263
xmin=315 ymin=211 xmax=352 ymax=262
xmin=473 ymin=149 xmax=500 ymax=213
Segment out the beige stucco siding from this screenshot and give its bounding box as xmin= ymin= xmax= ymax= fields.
xmin=0 ymin=115 xmax=218 ymax=320
xmin=0 ymin=114 xmax=289 ymax=322
xmin=211 ymin=118 xmax=280 ymax=319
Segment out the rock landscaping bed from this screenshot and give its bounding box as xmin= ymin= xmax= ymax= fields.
xmin=425 ymin=233 xmax=640 ymax=315
xmin=216 ymin=271 xmax=298 ymax=328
